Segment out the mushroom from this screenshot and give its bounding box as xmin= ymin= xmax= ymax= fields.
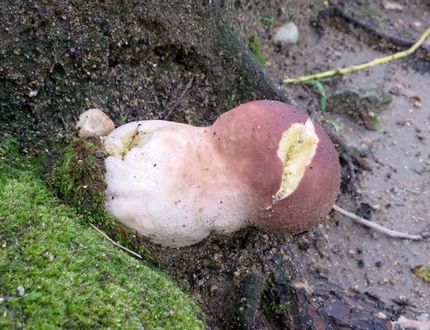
xmin=100 ymin=100 xmax=340 ymax=247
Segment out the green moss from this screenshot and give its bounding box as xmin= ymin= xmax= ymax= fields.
xmin=51 ymin=138 xmax=106 ymax=216
xmin=0 ymin=138 xmax=204 ymax=329
xmin=355 ymin=5 xmax=386 ymax=31
xmin=368 ymin=112 xmax=381 ymax=130
xmin=322 ymin=116 xmax=344 ymax=132
xmin=248 ymin=36 xmax=266 ymax=66
xmin=260 ymin=16 xmax=273 ymax=26
xmin=412 ymin=266 xmax=430 ymax=283
xmin=270 ymin=302 xmax=292 ymax=314
xmin=50 ymin=137 xmax=155 ymax=263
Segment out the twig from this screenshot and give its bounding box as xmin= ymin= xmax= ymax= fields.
xmin=392 ymin=316 xmax=430 ymax=330
xmin=165 ymin=76 xmax=195 ymax=119
xmin=284 ymin=27 xmax=430 ymax=84
xmin=314 ymin=6 xmax=430 ymax=51
xmin=332 ymin=205 xmax=428 ymax=241
xmin=89 ymin=223 xmax=143 ymax=259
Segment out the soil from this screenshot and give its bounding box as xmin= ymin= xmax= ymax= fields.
xmin=0 ymin=0 xmax=290 ymax=153
xmin=233 ymin=0 xmax=430 ymax=321
xmin=150 ymin=0 xmax=430 ymax=328
xmin=292 ymin=50 xmax=430 ymax=314
xmin=2 ymin=0 xmax=429 ymax=328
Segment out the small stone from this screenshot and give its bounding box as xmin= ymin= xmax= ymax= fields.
xmin=414 ymin=100 xmax=422 ymax=108
xmin=347 ymin=249 xmax=356 ymax=257
xmin=273 ymin=22 xmax=299 ymax=45
xmin=209 ymin=284 xmax=218 ymax=294
xmin=376 ymin=312 xmax=387 ymax=320
xmin=28 ymin=90 xmax=38 ymax=98
xmin=17 ymin=286 xmax=25 ymax=297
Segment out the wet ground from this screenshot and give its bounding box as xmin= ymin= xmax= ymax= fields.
xmin=293 ymin=52 xmax=430 ymax=315
xmin=233 ymin=0 xmax=430 ymax=317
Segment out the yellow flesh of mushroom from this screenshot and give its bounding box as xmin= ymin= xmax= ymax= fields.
xmin=275 ymin=119 xmax=319 ymax=200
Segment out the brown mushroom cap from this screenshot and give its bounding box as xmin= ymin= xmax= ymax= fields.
xmin=210 ymin=100 xmax=340 ymax=233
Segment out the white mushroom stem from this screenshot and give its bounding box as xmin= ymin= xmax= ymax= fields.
xmin=333 ymin=205 xmax=428 ymax=241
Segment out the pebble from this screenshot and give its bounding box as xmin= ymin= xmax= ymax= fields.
xmin=273 ymin=22 xmax=299 ymax=45
xmin=414 ymin=100 xmax=422 ymax=108
xmin=347 ymin=249 xmax=356 ymax=257
xmin=417 ymin=313 xmax=429 ymax=321
xmin=17 ymin=286 xmax=25 ymax=297
xmin=28 ymin=90 xmax=38 ymax=98
xmin=376 ymin=312 xmax=387 ymax=320
xmin=209 ymin=284 xmax=219 ymax=294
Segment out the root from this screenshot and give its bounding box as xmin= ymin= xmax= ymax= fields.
xmin=315 ymin=6 xmax=430 ymax=52
xmin=165 ymin=76 xmax=195 ymax=120
xmin=392 ymin=316 xmax=430 ymax=330
xmin=89 ymin=223 xmax=143 ymax=259
xmin=284 ymin=5 xmax=430 ymax=84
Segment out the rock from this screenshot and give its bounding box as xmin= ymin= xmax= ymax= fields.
xmin=28 ymin=90 xmax=38 ymax=98
xmin=328 ymin=85 xmax=392 ymax=130
xmin=17 ymin=286 xmax=25 ymax=297
xmin=376 ymin=312 xmax=387 ymax=320
xmin=273 ymin=22 xmax=299 ymax=45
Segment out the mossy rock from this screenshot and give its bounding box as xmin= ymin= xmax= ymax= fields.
xmin=0 ymin=139 xmax=204 ymax=329
xmin=328 ymin=85 xmax=392 ymax=130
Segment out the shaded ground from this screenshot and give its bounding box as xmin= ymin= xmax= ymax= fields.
xmin=293 ymin=51 xmax=430 ymax=316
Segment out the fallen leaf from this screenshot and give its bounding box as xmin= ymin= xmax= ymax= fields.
xmin=412 ymin=265 xmax=430 ymax=283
